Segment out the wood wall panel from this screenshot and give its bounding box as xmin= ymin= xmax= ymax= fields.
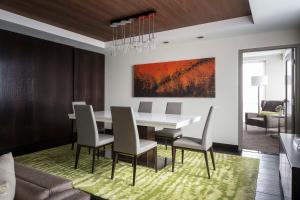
xmin=0 ymin=29 xmax=105 ymax=154
xmin=74 ymin=48 xmax=105 ymax=111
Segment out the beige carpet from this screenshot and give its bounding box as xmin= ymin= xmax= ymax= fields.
xmin=242 ymin=125 xmax=279 ymax=154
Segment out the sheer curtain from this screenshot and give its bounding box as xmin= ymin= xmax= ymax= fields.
xmin=243 ymin=61 xmax=266 ymax=122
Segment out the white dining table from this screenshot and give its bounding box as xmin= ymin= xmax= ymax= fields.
xmin=68 ymin=110 xmax=201 ymax=129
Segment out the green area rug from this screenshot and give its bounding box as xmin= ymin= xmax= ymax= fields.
xmin=15 ymin=145 xmax=259 ymax=200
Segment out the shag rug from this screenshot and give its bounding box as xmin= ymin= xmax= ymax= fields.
xmin=15 ymin=145 xmax=259 ymax=200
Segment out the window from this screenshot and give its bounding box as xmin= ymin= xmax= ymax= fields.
xmin=243 ymin=61 xmax=266 ymax=121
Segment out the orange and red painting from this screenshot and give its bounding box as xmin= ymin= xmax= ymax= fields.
xmin=134 ymin=58 xmax=215 ymax=97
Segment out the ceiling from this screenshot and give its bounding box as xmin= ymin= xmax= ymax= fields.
xmin=0 ymin=0 xmax=251 ymax=41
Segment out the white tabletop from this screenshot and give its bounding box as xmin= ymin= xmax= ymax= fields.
xmin=68 ymin=111 xmax=201 ymax=129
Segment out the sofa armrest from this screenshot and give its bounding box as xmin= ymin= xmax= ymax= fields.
xmin=245 ymin=112 xmax=258 ymax=120
xmin=15 ymin=163 xmax=73 ymax=196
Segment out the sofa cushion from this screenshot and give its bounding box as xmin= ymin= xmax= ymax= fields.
xmin=15 ymin=163 xmax=73 ymax=196
xmin=0 ymin=153 xmax=16 ymax=200
xmin=259 ymin=111 xmax=280 ymax=116
xmin=15 ymin=177 xmax=49 ymax=200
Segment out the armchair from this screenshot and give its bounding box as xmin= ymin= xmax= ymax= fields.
xmin=245 ymin=100 xmax=285 ymax=134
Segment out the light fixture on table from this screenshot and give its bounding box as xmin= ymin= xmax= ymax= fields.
xmin=109 ymin=10 xmax=156 ymax=56
xmin=251 ymin=75 xmax=268 ymax=114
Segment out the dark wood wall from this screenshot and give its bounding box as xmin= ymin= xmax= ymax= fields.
xmin=74 ymin=49 xmax=104 ymax=111
xmin=0 ymin=30 xmax=105 ymax=155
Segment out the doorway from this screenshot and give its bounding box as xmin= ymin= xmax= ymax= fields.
xmin=239 ymin=47 xmax=296 ymax=154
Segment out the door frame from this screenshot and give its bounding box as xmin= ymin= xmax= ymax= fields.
xmin=238 ymin=44 xmax=300 ymax=151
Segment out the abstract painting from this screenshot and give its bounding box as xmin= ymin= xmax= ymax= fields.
xmin=134 ymin=58 xmax=215 ymax=97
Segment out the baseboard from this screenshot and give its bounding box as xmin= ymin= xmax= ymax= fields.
xmin=212 ymin=142 xmax=239 ymax=154
xmin=0 ymin=137 xmax=72 ymax=156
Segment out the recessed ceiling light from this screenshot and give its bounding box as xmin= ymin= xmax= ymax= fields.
xmin=162 ymin=41 xmax=169 ymax=44
xmin=197 ymin=36 xmax=204 ymax=39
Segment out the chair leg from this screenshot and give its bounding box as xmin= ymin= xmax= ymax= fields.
xmin=154 ymin=147 xmax=158 ymax=173
xmin=181 ymin=149 xmax=184 ymax=164
xmin=133 ymin=155 xmax=137 ymax=186
xmin=71 ymin=141 xmax=75 ymax=150
xmin=74 ymin=144 xmax=81 ymax=169
xmin=172 ymin=146 xmax=176 ymax=172
xmin=209 ymin=147 xmax=216 ymax=170
xmin=204 ymin=151 xmax=210 ymax=179
xmin=265 ymin=127 xmax=268 ymax=134
xmin=111 ymin=152 xmax=117 ymax=179
xmin=92 ymin=148 xmax=96 ymax=173
xmin=88 ymin=147 xmax=91 ymax=154
xmin=71 ymin=132 xmax=75 ymax=150
xmin=115 ymin=152 xmax=119 ymax=164
xmin=165 ymin=138 xmax=168 ymax=150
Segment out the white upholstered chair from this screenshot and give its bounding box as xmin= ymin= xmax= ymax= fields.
xmin=74 ymin=105 xmax=114 ymax=173
xmin=172 ymin=106 xmax=216 ymax=178
xmin=138 ymin=101 xmax=153 ymax=113
xmin=71 ymin=101 xmax=86 ymax=150
xmin=155 ymin=102 xmax=183 ymax=159
xmin=110 ymin=106 xmax=157 ymax=186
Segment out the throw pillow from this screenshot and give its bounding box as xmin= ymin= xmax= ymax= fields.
xmin=0 ymin=153 xmax=16 ymax=200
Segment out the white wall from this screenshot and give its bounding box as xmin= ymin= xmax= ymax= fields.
xmin=105 ymin=29 xmax=300 ymax=146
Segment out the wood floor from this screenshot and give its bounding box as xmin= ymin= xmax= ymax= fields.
xmin=241 ymin=150 xmax=283 ymax=200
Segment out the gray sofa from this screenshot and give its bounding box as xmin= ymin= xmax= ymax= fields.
xmin=14 ymin=163 xmax=90 ymax=200
xmin=245 ymin=100 xmax=285 ymax=134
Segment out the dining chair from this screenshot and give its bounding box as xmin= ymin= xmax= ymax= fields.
xmin=71 ymin=101 xmax=86 ymax=150
xmin=74 ymin=105 xmax=114 ymax=173
xmin=138 ymin=101 xmax=153 ymax=113
xmin=171 ymin=106 xmax=216 ymax=179
xmin=155 ymin=102 xmax=183 ymax=150
xmin=110 ymin=106 xmax=157 ymax=186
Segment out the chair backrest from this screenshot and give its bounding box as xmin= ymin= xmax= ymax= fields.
xmin=74 ymin=105 xmax=99 ymax=147
xmin=166 ymin=102 xmax=182 ymax=115
xmin=201 ymin=106 xmax=215 ymax=151
xmin=72 ymin=101 xmax=86 ymax=132
xmin=261 ymin=100 xmax=284 ymax=112
xmin=138 ymin=101 xmax=153 ymax=113
xmin=111 ymin=106 xmax=140 ymax=155
xmin=72 ymin=101 xmax=86 ymax=113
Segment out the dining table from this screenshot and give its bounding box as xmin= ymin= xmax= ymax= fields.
xmin=68 ymin=110 xmax=201 ymax=170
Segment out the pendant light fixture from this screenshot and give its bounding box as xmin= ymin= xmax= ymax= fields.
xmin=109 ymin=10 xmax=156 ymax=56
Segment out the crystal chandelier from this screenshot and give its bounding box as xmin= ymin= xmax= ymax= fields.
xmin=110 ymin=10 xmax=156 ymax=56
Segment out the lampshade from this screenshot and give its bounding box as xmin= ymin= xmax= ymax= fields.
xmin=251 ymin=76 xmax=268 ymax=86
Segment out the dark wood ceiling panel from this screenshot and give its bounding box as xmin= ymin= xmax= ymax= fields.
xmin=0 ymin=0 xmax=251 ymax=41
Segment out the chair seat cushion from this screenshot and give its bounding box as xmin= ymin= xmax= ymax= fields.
xmin=173 ymin=137 xmax=205 ymax=151
xmin=155 ymin=128 xmax=182 ymax=138
xmin=97 ymin=134 xmax=114 ymax=146
xmin=138 ymin=139 xmax=157 ymax=154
